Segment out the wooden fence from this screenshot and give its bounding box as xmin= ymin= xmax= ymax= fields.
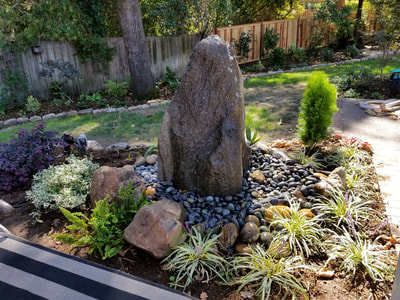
xmin=0 ymin=34 xmax=201 ymax=99
xmin=212 ymin=17 xmax=317 ymax=64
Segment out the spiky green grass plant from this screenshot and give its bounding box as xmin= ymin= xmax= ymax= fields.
xmin=270 ymin=201 xmax=330 ymax=257
xmin=314 ymin=188 xmax=373 ymax=231
xmin=230 ymin=245 xmax=308 ymax=300
xmin=326 ymin=229 xmax=395 ymax=282
xmin=289 ymin=147 xmax=324 ymax=169
xmin=161 ymin=228 xmax=228 ymax=290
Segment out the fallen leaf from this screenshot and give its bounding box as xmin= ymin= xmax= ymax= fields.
xmin=200 ymin=292 xmax=208 ymax=299
xmin=315 ymin=267 xmax=335 ymax=278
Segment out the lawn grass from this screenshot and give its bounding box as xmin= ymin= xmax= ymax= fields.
xmin=244 ymin=54 xmax=400 ymax=88
xmin=245 ymin=105 xmax=281 ymax=132
xmin=1 ymin=54 xmax=398 ymax=145
xmin=0 ymin=111 xmax=165 ymax=144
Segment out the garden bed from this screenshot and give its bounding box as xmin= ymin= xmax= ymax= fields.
xmin=0 ymin=138 xmax=395 ymax=300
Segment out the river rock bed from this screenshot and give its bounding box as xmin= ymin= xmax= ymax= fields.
xmin=134 ymin=146 xmax=322 ymax=234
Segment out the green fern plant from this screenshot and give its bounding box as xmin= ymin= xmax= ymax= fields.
xmin=55 ymin=184 xmax=149 ymax=260
xmin=297 ymin=71 xmax=337 ymax=146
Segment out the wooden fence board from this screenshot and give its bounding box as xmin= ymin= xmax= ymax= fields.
xmin=212 ymin=17 xmax=318 ymax=63
xmin=0 ymin=35 xmax=201 ymax=99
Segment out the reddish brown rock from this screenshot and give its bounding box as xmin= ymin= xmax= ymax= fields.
xmin=123 ymin=198 xmax=185 ymax=259
xmin=90 ymin=165 xmax=146 ymax=207
xmin=157 ymin=35 xmax=250 ymax=196
xmin=218 ymin=223 xmax=239 ymax=251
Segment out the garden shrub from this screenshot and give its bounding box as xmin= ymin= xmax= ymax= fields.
xmin=331 ymin=65 xmax=375 ymax=95
xmin=27 ymin=155 xmax=99 ymax=221
xmin=0 ymin=69 xmax=29 ymax=111
xmin=297 ymin=71 xmax=337 ymax=146
xmin=320 ymin=47 xmax=334 ymax=62
xmin=287 ymin=44 xmax=306 ymax=63
xmin=80 ymin=92 xmax=108 ymax=108
xmin=55 ymin=183 xmax=150 ymax=260
xmin=343 ymin=44 xmax=360 ymax=58
xmin=162 ymin=66 xmax=180 ymax=89
xmin=0 ymin=122 xmax=61 ymax=191
xmin=103 ymin=79 xmax=130 ymax=99
xmin=262 ymin=27 xmax=280 ymax=57
xmin=234 ymin=31 xmax=254 ymax=60
xmin=343 ymin=88 xmax=360 ymax=98
xmin=25 ymin=95 xmax=41 ymax=113
xmin=270 ymin=47 xmax=286 ymax=69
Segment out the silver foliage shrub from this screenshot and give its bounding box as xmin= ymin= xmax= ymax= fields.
xmin=27 ymin=155 xmax=99 ymax=221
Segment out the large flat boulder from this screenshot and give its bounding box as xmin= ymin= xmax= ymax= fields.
xmin=158 ymin=35 xmax=250 ymax=196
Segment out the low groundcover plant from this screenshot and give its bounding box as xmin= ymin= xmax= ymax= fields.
xmin=27 ymin=155 xmax=99 ymax=221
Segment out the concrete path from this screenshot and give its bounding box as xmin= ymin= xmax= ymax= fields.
xmin=333 ymin=97 xmax=400 ymax=235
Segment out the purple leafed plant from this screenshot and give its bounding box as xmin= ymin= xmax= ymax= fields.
xmin=0 ymin=122 xmax=62 ymax=191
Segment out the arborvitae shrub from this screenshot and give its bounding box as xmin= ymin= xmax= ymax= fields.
xmin=297 ymin=71 xmax=337 ymax=146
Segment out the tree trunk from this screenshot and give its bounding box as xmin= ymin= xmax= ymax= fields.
xmin=117 ymin=0 xmax=155 ymax=100
xmin=354 ymin=0 xmax=364 ymax=47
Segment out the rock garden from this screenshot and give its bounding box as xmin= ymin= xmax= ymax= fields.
xmin=0 ymin=36 xmax=397 ymax=300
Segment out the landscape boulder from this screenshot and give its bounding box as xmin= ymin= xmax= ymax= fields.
xmin=327 ymin=166 xmax=347 ymax=191
xmin=123 ymin=198 xmax=185 ymax=259
xmin=158 ymin=35 xmax=250 ymax=196
xmin=0 ymin=199 xmax=13 ymax=217
xmin=90 ymin=165 xmax=145 ymax=207
xmin=218 ymin=222 xmax=239 ymax=251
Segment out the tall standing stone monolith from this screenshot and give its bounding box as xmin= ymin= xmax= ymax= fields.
xmin=158 ymin=35 xmax=250 ymax=196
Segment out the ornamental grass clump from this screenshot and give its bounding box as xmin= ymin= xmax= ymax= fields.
xmin=314 ymin=188 xmax=373 ymax=232
xmin=230 ymin=245 xmax=308 ymax=300
xmin=270 ymin=201 xmax=330 ymax=258
xmin=289 ymin=147 xmax=324 ymax=169
xmin=297 ymin=71 xmax=337 ymax=147
xmin=27 ymin=155 xmax=99 ymax=221
xmin=326 ymin=229 xmax=395 ymax=283
xmin=162 ymin=227 xmax=228 ymax=290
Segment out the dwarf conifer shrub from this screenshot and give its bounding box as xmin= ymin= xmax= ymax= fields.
xmin=297 ymin=71 xmax=337 ymax=146
xmin=0 ymin=122 xmax=61 ymax=191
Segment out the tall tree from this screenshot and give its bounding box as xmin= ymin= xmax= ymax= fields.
xmin=353 ymin=0 xmax=364 ymax=47
xmin=117 ymin=0 xmax=155 ymax=100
